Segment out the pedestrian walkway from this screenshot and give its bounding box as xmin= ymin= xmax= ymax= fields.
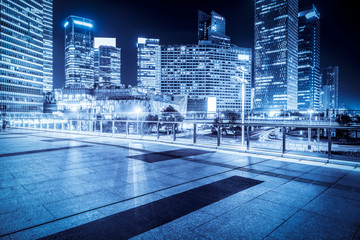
xmin=0 ymin=129 xmax=360 ymax=239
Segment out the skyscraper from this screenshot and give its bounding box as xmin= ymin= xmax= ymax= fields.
xmin=137 ymin=11 xmax=252 ymax=112
xmin=254 ymin=0 xmax=298 ymax=111
xmin=42 ymin=0 xmax=53 ymax=92
xmin=298 ymin=5 xmax=321 ymax=111
xmin=94 ymin=38 xmax=121 ymax=87
xmin=321 ymin=66 xmax=339 ymax=110
xmin=161 ymin=43 xmax=252 ymax=112
xmin=0 ymin=0 xmax=53 ymax=112
xmin=137 ymin=38 xmax=161 ymax=93
xmin=198 ymin=10 xmax=230 ymax=45
xmin=64 ymin=16 xmax=95 ymax=89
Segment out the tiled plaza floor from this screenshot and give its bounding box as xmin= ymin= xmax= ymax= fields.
xmin=0 ymin=129 xmax=360 ymax=240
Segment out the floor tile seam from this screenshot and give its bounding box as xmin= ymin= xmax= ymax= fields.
xmin=255 ymin=167 xmax=330 ymax=238
xmin=0 ymin=136 xmax=28 ymax=139
xmin=6 ymin=132 xmax=358 ymax=232
xmin=0 ymin=145 xmax=92 ymax=158
xmin=7 ymin=173 xmax=51 ymax=182
xmin=28 ymin=133 xmax=171 ymax=155
xmin=30 ymin=130 xmax=329 ymax=172
xmin=353 ymin=224 xmax=360 ymax=240
xmin=304 ymin=165 xmax=354 ymax=178
xmin=193 ymin=186 xmax=279 ymax=231
xmin=26 ymin=132 xmax=249 ymax=173
xmin=19 ymin=180 xmax=82 ymax=195
xmin=3 ymin=172 xmax=16 ymax=181
xmin=235 ymin=165 xmax=337 ymax=190
xmin=321 ymin=192 xmax=360 ymax=203
xmin=41 ymin=203 xmax=58 ymax=221
xmin=299 ymin=208 xmax=360 ymax=226
xmin=180 ymin=231 xmax=211 ymax=240
xmin=268 ymin=164 xmax=334 ymax=191
xmin=262 ymin=166 xmax=354 ymax=239
xmin=3 ymin=159 xmax=338 ymax=199
xmin=0 ymin=165 xmax=238 ymax=238
xmin=27 ymin=131 xmax=283 ymax=165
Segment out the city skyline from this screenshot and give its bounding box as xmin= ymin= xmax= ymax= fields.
xmin=52 ymin=0 xmax=359 ymax=109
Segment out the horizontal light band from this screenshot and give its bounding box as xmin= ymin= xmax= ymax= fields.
xmin=73 ymin=20 xmax=93 ymax=28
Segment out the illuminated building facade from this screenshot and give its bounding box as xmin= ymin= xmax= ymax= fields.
xmin=160 ymin=43 xmax=252 ymax=112
xmin=0 ymin=0 xmax=53 ymax=112
xmin=64 ymin=16 xmax=95 ymax=89
xmin=136 ymin=38 xmax=161 ymax=93
xmin=48 ymin=87 xmax=179 ymax=119
xmin=94 ymin=38 xmax=121 ymax=87
xmin=298 ymin=5 xmax=321 ymax=110
xmin=198 ymin=10 xmax=230 ymax=45
xmin=254 ymin=0 xmax=298 ymax=111
xmin=137 ymin=11 xmax=252 ymax=112
xmin=42 ymin=0 xmax=53 ymax=92
xmin=321 ymin=66 xmax=339 ymax=110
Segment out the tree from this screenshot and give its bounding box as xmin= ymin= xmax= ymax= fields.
xmin=160 ymin=105 xmax=184 ymax=133
xmin=336 ymin=114 xmax=352 ymax=126
xmin=353 ymin=115 xmax=360 ymax=124
xmin=212 ymin=111 xmax=242 ymax=136
xmin=144 ymin=114 xmax=158 ymax=134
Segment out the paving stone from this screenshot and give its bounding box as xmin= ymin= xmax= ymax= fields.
xmin=0 ymin=185 xmax=30 ymax=200
xmin=43 ymin=190 xmax=121 ymax=219
xmin=194 ymin=206 xmax=284 ymax=240
xmin=1 ymin=129 xmax=359 ymax=239
xmin=9 ymin=210 xmax=105 ymax=240
xmin=241 ymin=198 xmax=299 ymax=221
xmin=272 ymin=180 xmax=326 ymax=198
xmin=324 ymin=187 xmax=360 ymax=202
xmin=258 ymin=190 xmax=315 ymax=209
xmin=268 ymin=210 xmax=358 ymax=240
xmin=303 ymin=193 xmax=360 ymax=224
xmin=0 ymin=205 xmax=55 ymax=236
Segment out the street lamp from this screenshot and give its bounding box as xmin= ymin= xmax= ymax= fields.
xmin=308 ymin=109 xmax=314 ymax=124
xmin=307 ymin=109 xmax=315 ymax=149
xmin=234 ymin=66 xmax=248 ymax=146
xmin=135 ymin=107 xmax=141 ymax=135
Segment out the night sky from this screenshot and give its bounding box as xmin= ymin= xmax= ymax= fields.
xmin=53 ymin=0 xmax=360 ymax=109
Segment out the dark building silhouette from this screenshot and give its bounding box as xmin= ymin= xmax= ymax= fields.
xmin=198 ymin=10 xmax=230 ymax=45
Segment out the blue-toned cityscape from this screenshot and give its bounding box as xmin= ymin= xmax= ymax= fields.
xmin=1 ymin=0 xmax=360 ymax=239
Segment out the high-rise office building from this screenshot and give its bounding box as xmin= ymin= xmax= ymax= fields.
xmin=198 ymin=10 xmax=230 ymax=45
xmin=161 ymin=43 xmax=252 ymax=112
xmin=298 ymin=5 xmax=321 ymax=111
xmin=64 ymin=16 xmax=94 ymax=89
xmin=0 ymin=0 xmax=53 ymax=112
xmin=321 ymin=66 xmax=339 ymax=110
xmin=137 ymin=38 xmax=161 ymax=93
xmin=254 ymin=0 xmax=298 ymax=111
xmin=42 ymin=0 xmax=53 ymax=92
xmin=94 ymin=38 xmax=121 ymax=87
xmin=137 ymin=11 xmax=252 ymax=112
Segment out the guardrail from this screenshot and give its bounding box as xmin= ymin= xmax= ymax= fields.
xmin=9 ymin=118 xmax=360 ymax=162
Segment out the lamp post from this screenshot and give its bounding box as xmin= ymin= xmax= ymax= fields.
xmin=307 ymin=109 xmax=315 ymax=148
xmin=235 ymin=66 xmax=248 ymax=146
xmin=135 ymin=107 xmax=141 ymax=135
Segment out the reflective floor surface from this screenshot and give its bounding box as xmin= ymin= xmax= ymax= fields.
xmin=0 ymin=129 xmax=360 ymax=240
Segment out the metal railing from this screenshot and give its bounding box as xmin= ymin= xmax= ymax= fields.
xmin=8 ymin=118 xmax=360 ymax=161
